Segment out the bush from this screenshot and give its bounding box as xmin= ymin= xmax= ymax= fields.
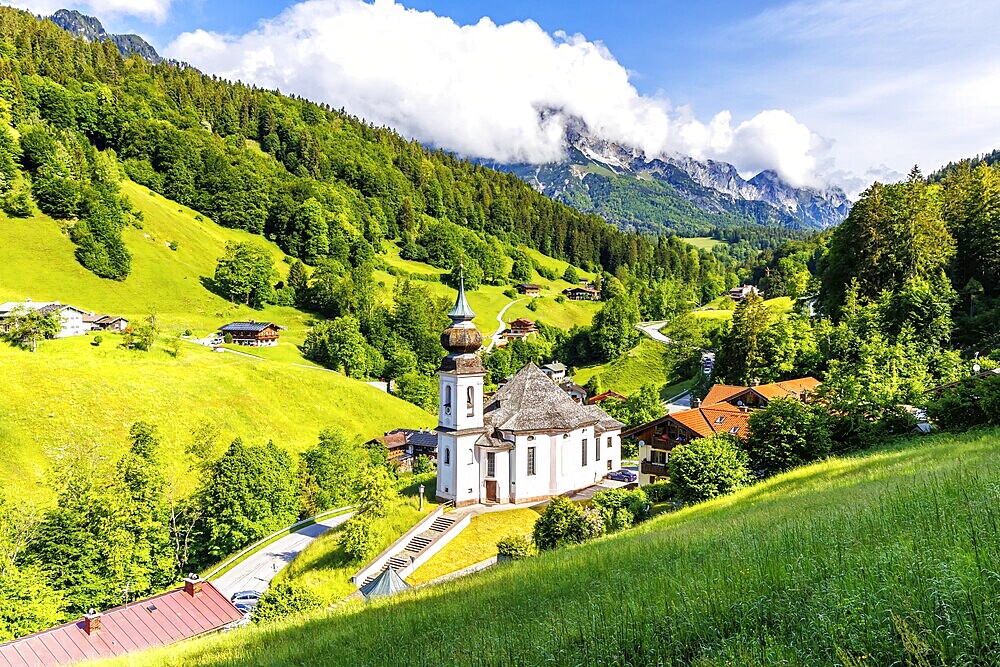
xmin=533 ymin=496 xmax=584 ymax=551
xmin=668 ymin=434 xmax=752 ymax=503
xmin=580 ymin=506 xmax=605 ymax=540
xmin=168 ymin=241 xmax=179 ymax=251
xmin=503 ymin=287 xmax=517 ymax=299
xmin=526 ymin=299 xmax=539 ymax=312
xmin=496 ymin=535 xmax=532 ymax=561
xmin=644 ymin=480 xmax=674 ymax=503
xmin=590 ymin=488 xmax=648 ymax=532
xmin=91 ymin=334 xmax=103 ymax=347
xmin=223 ymin=332 xmax=233 ymax=344
xmin=555 ymin=295 xmax=566 ymax=304
xmin=251 ymin=582 xmax=323 ymax=625
xmin=341 ymin=515 xmax=381 ymax=562
xmin=412 ymin=455 xmax=435 ymax=474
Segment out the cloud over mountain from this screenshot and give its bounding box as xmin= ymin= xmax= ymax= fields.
xmin=167 ymin=0 xmax=832 ymax=188
xmin=7 ymin=0 xmax=171 ymax=22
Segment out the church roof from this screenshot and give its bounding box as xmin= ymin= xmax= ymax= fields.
xmin=583 ymin=404 xmax=626 ymax=433
xmin=447 ymin=272 xmax=475 ymax=321
xmin=484 ymin=363 xmax=600 ymax=432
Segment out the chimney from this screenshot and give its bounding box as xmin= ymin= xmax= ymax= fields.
xmin=752 ymin=379 xmax=760 ymax=386
xmin=740 ymin=405 xmax=749 ymax=413
xmin=184 ymin=573 xmax=203 ymax=597
xmin=693 ymin=398 xmax=702 ymax=408
xmin=83 ymin=609 xmax=102 ymax=635
xmin=801 ymin=390 xmax=809 ymax=403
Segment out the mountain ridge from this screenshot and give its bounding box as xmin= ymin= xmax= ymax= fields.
xmin=47 ymin=8 xmax=165 ymax=64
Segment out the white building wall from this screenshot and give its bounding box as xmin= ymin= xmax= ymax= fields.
xmin=510 ymin=434 xmax=552 ymax=501
xmin=436 ymin=431 xmax=482 ymax=506
xmin=57 ymin=309 xmax=86 ymax=338
xmin=437 ymin=372 xmax=484 ymax=432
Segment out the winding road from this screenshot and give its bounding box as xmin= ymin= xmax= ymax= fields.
xmin=212 ymin=511 xmax=354 ymax=600
xmin=484 ymin=298 xmax=525 ymax=352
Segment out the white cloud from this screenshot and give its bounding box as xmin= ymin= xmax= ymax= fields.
xmin=166 ymin=0 xmax=832 ymax=188
xmin=4 ymin=0 xmax=172 ymax=23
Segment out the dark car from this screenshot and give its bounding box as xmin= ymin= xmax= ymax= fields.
xmin=231 ymin=590 xmax=262 ymax=614
xmin=607 ymin=469 xmax=637 ymax=483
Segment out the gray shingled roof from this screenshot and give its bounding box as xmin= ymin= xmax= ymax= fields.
xmin=484 ymin=363 xmax=599 ymax=432
xmin=583 ymin=404 xmax=626 ymax=433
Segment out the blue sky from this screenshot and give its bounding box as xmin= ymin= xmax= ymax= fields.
xmin=12 ymin=0 xmax=1000 ymax=193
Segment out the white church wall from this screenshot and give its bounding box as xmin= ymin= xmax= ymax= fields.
xmin=511 ymin=433 xmax=552 ymax=501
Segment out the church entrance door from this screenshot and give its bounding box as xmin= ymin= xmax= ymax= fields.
xmin=485 ymin=479 xmax=498 ymax=503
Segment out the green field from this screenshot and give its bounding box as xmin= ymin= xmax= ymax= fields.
xmin=573 ymin=337 xmax=673 ymax=396
xmin=679 ymin=236 xmax=724 ymax=251
xmin=407 ymin=508 xmax=542 ymax=585
xmin=0 ymin=182 xmax=435 ymax=503
xmin=105 ymin=428 xmax=1000 ymax=666
xmin=692 ymin=296 xmax=795 ymax=321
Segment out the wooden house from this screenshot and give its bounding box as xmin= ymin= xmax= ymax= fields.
xmin=563 ymin=286 xmax=600 ymax=301
xmin=219 ymin=321 xmax=284 ymax=347
xmin=503 ymin=317 xmax=538 ymax=341
xmin=515 ymin=283 xmax=541 ymax=296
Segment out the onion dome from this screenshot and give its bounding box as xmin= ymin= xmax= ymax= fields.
xmin=440 ymin=268 xmax=485 ymax=373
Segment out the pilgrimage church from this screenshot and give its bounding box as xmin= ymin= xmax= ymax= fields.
xmin=436 ymin=277 xmax=624 ymax=507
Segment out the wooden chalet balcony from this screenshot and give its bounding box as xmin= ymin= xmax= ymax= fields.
xmin=640 ymin=460 xmax=669 ymax=476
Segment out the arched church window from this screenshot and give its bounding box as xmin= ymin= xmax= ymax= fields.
xmin=466 ymin=385 xmax=475 ymax=417
xmin=444 ymin=385 xmax=452 ymax=415
xmin=444 ymin=448 xmax=450 ymax=465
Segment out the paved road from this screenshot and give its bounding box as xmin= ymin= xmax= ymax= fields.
xmin=212 ymin=512 xmax=353 ymax=600
xmin=485 ymin=298 xmax=525 ymax=352
xmin=636 ymin=321 xmax=672 ymax=344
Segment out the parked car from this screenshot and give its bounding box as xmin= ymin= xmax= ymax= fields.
xmin=606 ymin=469 xmax=637 ymax=483
xmin=231 ymin=590 xmax=262 ymax=614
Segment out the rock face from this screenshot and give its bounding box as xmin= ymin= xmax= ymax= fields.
xmin=48 ymin=9 xmax=165 ymax=64
xmin=496 ymin=123 xmax=851 ymax=235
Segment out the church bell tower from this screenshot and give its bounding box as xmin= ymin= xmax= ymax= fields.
xmin=435 ymin=269 xmax=485 ymax=506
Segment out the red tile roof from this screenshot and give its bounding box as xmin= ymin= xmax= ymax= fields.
xmin=587 ymin=391 xmax=626 ymax=405
xmin=0 ymin=581 xmax=243 ymax=667
xmin=751 ymin=377 xmax=821 ymax=402
xmin=702 ymin=384 xmax=749 ymax=406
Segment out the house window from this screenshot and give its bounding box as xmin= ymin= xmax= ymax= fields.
xmin=527 ymin=447 xmax=536 ymax=476
xmin=466 ymin=386 xmax=475 ymax=417
xmin=607 ymin=460 xmax=612 ymax=470
xmin=444 ymin=386 xmax=452 ymax=415
xmin=487 ymin=451 xmax=496 ymax=478
xmin=596 ymin=437 xmax=600 ymax=462
xmin=606 ymin=437 xmax=612 ymax=448
xmin=714 ymin=416 xmax=726 ymax=424
xmin=729 ymin=427 xmax=740 ymax=435
xmin=581 ymin=439 xmax=588 ymax=466
xmin=652 ymin=450 xmax=667 ymax=464
xmin=444 ymin=448 xmax=450 ymax=465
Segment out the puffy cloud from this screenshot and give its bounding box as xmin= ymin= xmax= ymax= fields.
xmin=4 ymin=0 xmax=172 ymax=22
xmin=167 ymin=0 xmax=831 ymax=187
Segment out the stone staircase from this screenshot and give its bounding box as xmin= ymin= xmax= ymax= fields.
xmin=361 ymin=513 xmax=459 ymax=586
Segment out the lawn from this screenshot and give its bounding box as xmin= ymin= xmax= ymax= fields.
xmin=573 ymin=337 xmax=674 ymax=396
xmin=679 ymin=236 xmax=724 ymax=251
xmin=0 ymin=335 xmax=433 ymax=504
xmin=274 ymin=475 xmax=438 ymax=604
xmin=105 ymin=427 xmax=1000 ymax=666
xmin=407 ymin=508 xmax=542 ymax=585
xmin=692 ymin=295 xmax=795 ymax=321
xmin=503 ymin=295 xmax=601 ymax=330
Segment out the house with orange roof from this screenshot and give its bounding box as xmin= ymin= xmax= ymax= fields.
xmin=623 ymin=377 xmax=820 ymax=485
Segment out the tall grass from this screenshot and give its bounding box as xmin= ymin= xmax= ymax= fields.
xmin=105 ymin=429 xmax=1000 ymax=666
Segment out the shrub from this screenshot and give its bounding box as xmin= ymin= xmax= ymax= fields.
xmin=533 ymin=496 xmax=584 ymax=551
xmin=555 ymin=295 xmax=566 ymax=304
xmin=252 ymin=582 xmax=323 ymax=625
xmin=668 ymin=434 xmax=752 ymax=503
xmin=496 ymin=535 xmax=532 ymax=561
xmin=590 ymin=488 xmax=648 ymax=532
xmin=562 ymin=265 xmax=579 ymax=284
xmin=644 ymin=480 xmax=674 ymax=503
xmin=526 ymin=299 xmax=539 ymax=312
xmin=91 ymin=334 xmax=103 ymax=347
xmin=503 ymin=287 xmax=517 ymax=299
xmin=223 ymin=332 xmax=233 ymax=344
xmin=168 ymin=241 xmax=179 ymax=251
xmin=183 ymin=329 xmax=193 ymax=337
xmin=580 ymin=506 xmax=605 ymax=540
xmin=341 ymin=515 xmax=381 ymax=562
xmin=412 ymin=455 xmax=435 ymax=474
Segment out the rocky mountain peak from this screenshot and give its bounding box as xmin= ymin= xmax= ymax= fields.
xmin=47 ymin=8 xmax=165 ymax=65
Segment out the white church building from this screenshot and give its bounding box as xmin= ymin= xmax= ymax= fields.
xmin=436 ymin=277 xmax=624 ymax=507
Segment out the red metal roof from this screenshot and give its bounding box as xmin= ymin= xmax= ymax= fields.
xmin=0 ymin=581 xmax=243 ymax=667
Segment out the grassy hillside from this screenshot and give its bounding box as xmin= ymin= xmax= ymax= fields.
xmin=573 ymin=337 xmax=675 ymax=396
xmin=0 ymin=182 xmax=436 ymax=502
xmin=680 ymin=236 xmax=725 ymax=251
xmin=692 ymin=295 xmax=794 ymax=321
xmin=106 ymin=428 xmax=1000 ymax=666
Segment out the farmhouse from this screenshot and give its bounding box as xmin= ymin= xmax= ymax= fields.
xmin=218 ymin=321 xmax=284 ymax=346
xmin=0 ymin=576 xmax=242 ymax=667
xmin=729 ymin=284 xmax=763 ymax=300
xmin=626 ymin=377 xmax=820 ymax=485
xmin=503 ymin=317 xmax=538 ymax=341
xmin=559 ymin=380 xmax=588 ymax=403
xmin=0 ymin=300 xmax=88 ymax=338
xmin=436 ymin=277 xmax=623 ymax=507
xmin=83 ymin=313 xmax=129 ymax=332
xmin=371 ymin=428 xmax=438 ymax=470
xmin=540 ymin=362 xmax=567 ymax=380
xmin=514 ymin=283 xmax=541 ymax=296
xmin=563 ymin=286 xmax=600 ymax=301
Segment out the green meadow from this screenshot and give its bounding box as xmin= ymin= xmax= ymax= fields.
xmin=102 ymin=427 xmax=1000 ymax=667
xmin=573 ymin=337 xmax=675 ymax=395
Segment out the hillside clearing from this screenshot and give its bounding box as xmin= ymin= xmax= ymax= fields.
xmin=573 ymin=337 xmax=673 ymax=395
